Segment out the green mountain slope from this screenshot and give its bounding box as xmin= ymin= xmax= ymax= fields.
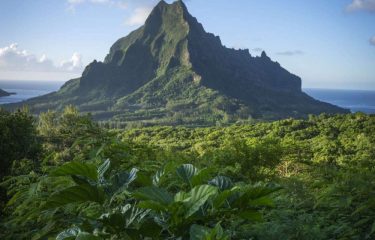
xmin=4 ymin=0 xmax=349 ymax=125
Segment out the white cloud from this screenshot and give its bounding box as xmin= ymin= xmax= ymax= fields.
xmin=67 ymin=0 xmax=127 ymax=9
xmin=91 ymin=0 xmax=111 ymax=3
xmin=116 ymin=1 xmax=128 ymax=9
xmin=0 ymin=43 xmax=83 ymax=73
xmin=68 ymin=0 xmax=85 ymax=4
xmin=66 ymin=0 xmax=166 ymax=27
xmin=252 ymin=48 xmax=263 ymax=52
xmin=68 ymin=0 xmax=110 ymax=5
xmin=61 ymin=53 xmax=83 ymax=72
xmin=67 ymin=0 xmax=121 ymax=12
xmin=370 ymin=36 xmax=375 ymax=46
xmin=346 ymin=0 xmax=375 ymax=12
xmin=0 ymin=43 xmax=55 ymax=72
xmin=125 ymin=7 xmax=152 ymax=26
xmin=276 ymin=50 xmax=304 ymax=56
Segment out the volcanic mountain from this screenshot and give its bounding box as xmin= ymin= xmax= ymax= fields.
xmin=6 ymin=0 xmax=348 ymax=125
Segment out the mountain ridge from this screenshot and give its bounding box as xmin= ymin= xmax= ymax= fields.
xmin=3 ymin=0 xmax=349 ymax=125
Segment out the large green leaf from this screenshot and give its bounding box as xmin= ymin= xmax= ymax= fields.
xmin=109 ymin=168 xmax=138 ymax=193
xmin=152 ymin=168 xmax=165 ymax=187
xmin=212 ymin=187 xmax=239 ymax=208
xmin=133 ymin=186 xmax=173 ymax=205
xmin=191 ymin=168 xmax=213 ymax=187
xmin=190 ymin=224 xmax=229 ymax=240
xmin=121 ymin=204 xmax=149 ymax=228
xmin=45 ymin=184 xmax=105 ymax=208
xmin=232 ymin=185 xmax=280 ymax=209
xmin=138 ymin=219 xmax=163 ymax=238
xmin=137 ymin=200 xmax=167 ymax=211
xmin=97 ymin=159 xmax=110 ymax=181
xmin=31 ymin=221 xmax=55 ymax=240
xmin=174 ymin=191 xmax=190 ymax=202
xmin=71 ymin=175 xmax=91 ymax=186
xmin=75 ymin=232 xmax=101 ymax=240
xmin=56 ymin=227 xmax=80 ymax=240
xmin=370 ymin=221 xmax=375 ymax=236
xmin=185 ymin=185 xmax=218 ymax=217
xmin=135 ymin=171 xmax=153 ymax=187
xmin=56 ymin=230 xmax=100 ymax=240
xmin=208 ymin=176 xmax=233 ymax=191
xmin=99 ymin=212 xmax=126 ymax=233
xmin=190 ymin=224 xmax=211 ymax=240
xmin=152 ymin=162 xmax=177 ymax=186
xmin=176 ymin=164 xmax=198 ymax=185
xmin=244 ymin=185 xmax=282 ymax=199
xmin=50 ymin=161 xmax=98 ymax=181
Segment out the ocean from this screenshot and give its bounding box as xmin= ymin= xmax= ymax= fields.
xmin=0 ymin=80 xmax=374 ymax=114
xmin=304 ymin=88 xmax=375 ymax=114
xmin=0 ymin=80 xmax=64 ymax=105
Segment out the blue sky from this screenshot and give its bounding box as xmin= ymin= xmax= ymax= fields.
xmin=0 ymin=0 xmax=374 ymax=90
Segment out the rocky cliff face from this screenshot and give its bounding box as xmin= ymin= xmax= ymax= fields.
xmin=4 ymin=0 xmax=349 ymax=124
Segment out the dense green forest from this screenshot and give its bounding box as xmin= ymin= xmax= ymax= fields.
xmin=0 ymin=106 xmax=374 ymax=239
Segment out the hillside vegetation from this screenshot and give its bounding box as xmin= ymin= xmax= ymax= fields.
xmin=1 ymin=107 xmax=374 ymax=239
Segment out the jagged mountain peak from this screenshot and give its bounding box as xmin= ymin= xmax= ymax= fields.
xmin=261 ymin=51 xmax=267 ymax=58
xmin=5 ymin=0 xmax=349 ymax=124
xmin=145 ymin=0 xmax=189 ymax=26
xmin=155 ymin=0 xmax=187 ymax=9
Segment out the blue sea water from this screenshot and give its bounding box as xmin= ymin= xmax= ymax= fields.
xmin=0 ymin=80 xmax=64 ymax=105
xmin=0 ymin=80 xmax=374 ymax=114
xmin=304 ymin=88 xmax=375 ymax=114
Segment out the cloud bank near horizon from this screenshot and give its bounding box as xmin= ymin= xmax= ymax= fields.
xmin=0 ymin=43 xmax=83 ymax=73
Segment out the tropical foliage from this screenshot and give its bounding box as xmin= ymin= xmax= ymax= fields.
xmin=0 ymin=107 xmax=374 ymax=239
